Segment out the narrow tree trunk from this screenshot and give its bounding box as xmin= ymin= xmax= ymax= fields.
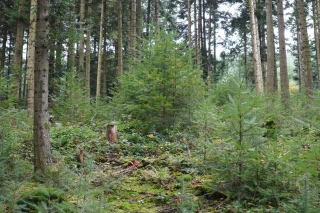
xmin=0 ymin=29 xmax=7 ymax=72
xmin=202 ymin=0 xmax=208 ymax=78
xmin=197 ymin=0 xmax=202 ymax=66
xmin=187 ymin=0 xmax=192 ymax=48
xmin=154 ymin=0 xmax=159 ymax=31
xmin=34 ymin=0 xmax=51 ymax=175
xmin=213 ymin=10 xmax=217 ymax=82
xmin=78 ymin=0 xmax=85 ymax=76
xmin=131 ymin=0 xmax=136 ymax=58
xmin=67 ymin=1 xmax=76 ymax=70
xmin=249 ymin=0 xmax=264 ymax=94
xmin=277 ymin=0 xmax=290 ymax=104
xmin=136 ymin=0 xmax=142 ymax=58
xmin=194 ymin=2 xmax=198 ymax=65
xmin=13 ymin=0 xmax=26 ymax=101
xmin=86 ymin=0 xmax=92 ymax=101
xmin=128 ymin=1 xmax=132 ymax=59
xmin=265 ymin=0 xmax=276 ymax=94
xmin=96 ymin=0 xmax=104 ymax=104
xmin=27 ymin=0 xmax=37 ymax=116
xmin=146 ymin=0 xmax=151 ymax=38
xmin=117 ymin=0 xmax=123 ymax=77
xmin=207 ymin=5 xmax=212 ymax=83
xmin=317 ymin=0 xmax=320 ymax=89
xmin=297 ymin=0 xmax=314 ymax=98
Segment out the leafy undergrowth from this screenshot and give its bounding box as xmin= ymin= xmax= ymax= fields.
xmin=2 ymin=110 xmax=320 ymax=212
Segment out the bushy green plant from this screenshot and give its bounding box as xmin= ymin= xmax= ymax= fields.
xmin=52 ymin=69 xmax=95 ymax=125
xmin=110 ymin=31 xmax=204 ymax=134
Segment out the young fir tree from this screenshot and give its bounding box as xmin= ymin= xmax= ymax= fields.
xmin=111 ymin=31 xmax=204 ymax=133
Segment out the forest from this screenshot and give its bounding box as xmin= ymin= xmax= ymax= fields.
xmin=1 ymin=0 xmax=320 ymax=212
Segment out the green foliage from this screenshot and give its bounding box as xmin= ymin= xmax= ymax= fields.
xmin=0 ymin=75 xmax=16 ymax=108
xmin=16 ymin=187 xmax=72 ymax=212
xmin=110 ymin=31 xmax=204 ymax=133
xmin=52 ymin=70 xmax=95 ymax=125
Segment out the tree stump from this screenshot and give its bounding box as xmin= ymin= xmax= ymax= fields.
xmin=106 ymin=123 xmax=118 ymax=142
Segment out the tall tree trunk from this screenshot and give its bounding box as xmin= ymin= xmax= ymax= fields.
xmin=0 ymin=29 xmax=7 ymax=72
xmin=297 ymin=21 xmax=303 ymax=92
xmin=131 ymin=0 xmax=136 ymax=58
xmin=96 ymin=0 xmax=104 ymax=104
xmin=187 ymin=0 xmax=192 ymax=48
xmin=146 ymin=0 xmax=151 ymax=38
xmin=78 ymin=0 xmax=85 ymax=76
xmin=136 ymin=0 xmax=142 ymax=58
xmin=277 ymin=0 xmax=290 ymax=104
xmin=249 ymin=0 xmax=264 ymax=94
xmin=265 ymin=0 xmax=276 ymax=94
xmin=67 ymin=1 xmax=76 ymax=70
xmin=197 ymin=0 xmax=202 ymax=66
xmin=86 ymin=0 xmax=92 ymax=101
xmin=213 ymin=9 xmax=217 ymax=82
xmin=13 ymin=0 xmax=26 ymax=101
xmin=154 ymin=0 xmax=159 ymax=31
xmin=194 ymin=2 xmax=198 ymax=65
xmin=317 ymin=0 xmax=320 ymax=89
xmin=128 ymin=2 xmax=132 ymax=60
xmin=34 ymin=0 xmax=51 ymax=175
xmin=117 ymin=0 xmax=123 ymax=77
xmin=207 ymin=5 xmax=212 ymax=83
xmin=297 ymin=0 xmax=314 ymax=98
xmin=27 ymin=0 xmax=37 ymax=116
xmin=202 ymin=0 xmax=208 ymax=78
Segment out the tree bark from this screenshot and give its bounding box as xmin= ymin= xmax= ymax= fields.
xmin=317 ymin=0 xmax=320 ymax=89
xmin=146 ymin=0 xmax=151 ymax=38
xmin=187 ymin=0 xmax=192 ymax=49
xmin=96 ymin=0 xmax=104 ymax=104
xmin=297 ymin=0 xmax=314 ymax=98
xmin=136 ymin=0 xmax=142 ymax=59
xmin=0 ymin=29 xmax=7 ymax=72
xmin=117 ymin=0 xmax=123 ymax=77
xmin=249 ymin=0 xmax=264 ymax=94
xmin=34 ymin=0 xmax=51 ymax=175
xmin=78 ymin=0 xmax=85 ymax=77
xmin=277 ymin=0 xmax=290 ymax=104
xmin=13 ymin=0 xmax=26 ymax=101
xmin=27 ymin=0 xmax=37 ymax=117
xmin=265 ymin=0 xmax=276 ymax=94
xmin=86 ymin=0 xmax=92 ymax=101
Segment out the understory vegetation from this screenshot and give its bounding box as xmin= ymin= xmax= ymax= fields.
xmin=1 ymin=33 xmax=320 ymax=212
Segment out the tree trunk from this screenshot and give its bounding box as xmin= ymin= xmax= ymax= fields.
xmin=131 ymin=0 xmax=136 ymax=58
xmin=78 ymin=0 xmax=85 ymax=77
xmin=146 ymin=0 xmax=151 ymax=38
xmin=96 ymin=0 xmax=104 ymax=104
xmin=249 ymin=0 xmax=264 ymax=94
xmin=136 ymin=0 xmax=142 ymax=59
xmin=197 ymin=0 xmax=201 ymax=66
xmin=0 ymin=29 xmax=7 ymax=72
xmin=27 ymin=0 xmax=37 ymax=117
xmin=117 ymin=0 xmax=123 ymax=77
xmin=277 ymin=0 xmax=290 ymax=104
xmin=317 ymin=0 xmax=320 ymax=89
xmin=154 ymin=0 xmax=159 ymax=31
xmin=34 ymin=0 xmax=51 ymax=175
xmin=187 ymin=0 xmax=192 ymax=48
xmin=67 ymin=1 xmax=76 ymax=70
xmin=265 ymin=0 xmax=276 ymax=94
xmin=86 ymin=0 xmax=92 ymax=101
xmin=297 ymin=0 xmax=314 ymax=98
xmin=13 ymin=0 xmax=26 ymax=101
xmin=106 ymin=124 xmax=118 ymax=143
xmin=194 ymin=2 xmax=198 ymax=65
